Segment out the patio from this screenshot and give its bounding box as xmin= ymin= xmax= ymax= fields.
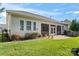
xmin=53 ymin=35 xmax=70 ymax=40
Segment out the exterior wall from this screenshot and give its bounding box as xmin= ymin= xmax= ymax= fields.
xmin=61 ymin=24 xmax=70 ymax=34
xmin=64 ymin=24 xmax=69 ymax=31
xmin=10 ymin=15 xmax=60 ymax=36
xmin=9 ymin=15 xmax=42 ymax=36
xmin=6 ymin=12 xmax=69 ymax=36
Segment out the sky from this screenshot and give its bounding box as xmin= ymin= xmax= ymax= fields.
xmin=0 ymin=3 xmax=79 ymax=24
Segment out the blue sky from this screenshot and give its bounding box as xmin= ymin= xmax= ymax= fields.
xmin=0 ymin=3 xmax=79 ymax=24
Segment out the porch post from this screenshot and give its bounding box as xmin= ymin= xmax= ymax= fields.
xmin=61 ymin=25 xmax=64 ymax=35
xmin=55 ymin=25 xmax=57 ymax=35
xmin=60 ymin=25 xmax=62 ymax=35
xmin=49 ymin=24 xmax=51 ymax=35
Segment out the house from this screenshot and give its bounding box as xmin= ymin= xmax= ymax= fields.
xmin=6 ymin=10 xmax=70 ymax=37
xmin=0 ymin=24 xmax=6 ymax=34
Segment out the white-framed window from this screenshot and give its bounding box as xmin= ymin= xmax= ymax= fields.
xmin=51 ymin=28 xmax=53 ymax=33
xmin=20 ymin=20 xmax=24 ymax=31
xmin=51 ymin=26 xmax=55 ymax=34
xmin=54 ymin=27 xmax=55 ymax=33
xmin=26 ymin=21 xmax=31 ymax=30
xmin=33 ymin=22 xmax=36 ymax=31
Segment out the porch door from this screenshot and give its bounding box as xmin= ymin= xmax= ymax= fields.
xmin=50 ymin=25 xmax=56 ymax=35
xmin=57 ymin=26 xmax=61 ymax=35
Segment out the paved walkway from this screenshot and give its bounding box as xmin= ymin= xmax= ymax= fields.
xmin=53 ymin=35 xmax=70 ymax=40
xmin=37 ymin=35 xmax=70 ymax=40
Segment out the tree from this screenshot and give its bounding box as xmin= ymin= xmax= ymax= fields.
xmin=70 ymin=19 xmax=79 ymax=31
xmin=70 ymin=19 xmax=77 ymax=31
xmin=76 ymin=22 xmax=79 ymax=31
xmin=0 ymin=4 xmax=5 ymax=19
xmin=0 ymin=7 xmax=5 ymax=19
xmin=0 ymin=3 xmax=5 ymax=13
xmin=0 ymin=7 xmax=5 ymax=13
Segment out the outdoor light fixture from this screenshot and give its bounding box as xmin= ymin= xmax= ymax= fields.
xmin=71 ymin=48 xmax=79 ymax=56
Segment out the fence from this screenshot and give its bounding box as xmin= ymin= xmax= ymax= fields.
xmin=66 ymin=31 xmax=79 ymax=37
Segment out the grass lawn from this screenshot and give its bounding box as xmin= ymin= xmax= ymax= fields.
xmin=0 ymin=37 xmax=79 ymax=56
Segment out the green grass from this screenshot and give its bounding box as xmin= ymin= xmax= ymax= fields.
xmin=0 ymin=37 xmax=79 ymax=56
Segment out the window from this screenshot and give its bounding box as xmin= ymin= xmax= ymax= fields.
xmin=54 ymin=28 xmax=55 ymax=33
xmin=33 ymin=22 xmax=36 ymax=31
xmin=26 ymin=21 xmax=31 ymax=30
xmin=41 ymin=24 xmax=49 ymax=31
xmin=51 ymin=27 xmax=55 ymax=33
xmin=20 ymin=20 xmax=24 ymax=30
xmin=51 ymin=28 xmax=53 ymax=33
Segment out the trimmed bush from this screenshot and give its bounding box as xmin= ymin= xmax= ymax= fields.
xmin=24 ymin=33 xmax=41 ymax=40
xmin=63 ymin=30 xmax=67 ymax=35
xmin=3 ymin=33 xmax=10 ymax=41
xmin=11 ymin=34 xmax=22 ymax=41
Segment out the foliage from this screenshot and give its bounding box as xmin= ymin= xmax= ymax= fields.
xmin=0 ymin=7 xmax=5 ymax=13
xmin=1 ymin=29 xmax=10 ymax=42
xmin=76 ymin=22 xmax=79 ymax=31
xmin=24 ymin=32 xmax=41 ymax=39
xmin=2 ymin=33 xmax=10 ymax=41
xmin=11 ymin=34 xmax=22 ymax=41
xmin=70 ymin=19 xmax=79 ymax=31
xmin=0 ymin=4 xmax=5 ymax=20
xmin=0 ymin=4 xmax=5 ymax=13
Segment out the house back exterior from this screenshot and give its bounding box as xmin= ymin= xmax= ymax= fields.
xmin=6 ymin=10 xmax=70 ymax=36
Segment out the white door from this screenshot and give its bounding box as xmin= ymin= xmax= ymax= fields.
xmin=51 ymin=26 xmax=56 ymax=35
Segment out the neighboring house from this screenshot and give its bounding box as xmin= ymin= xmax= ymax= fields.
xmin=6 ymin=10 xmax=70 ymax=36
xmin=0 ymin=24 xmax=6 ymax=33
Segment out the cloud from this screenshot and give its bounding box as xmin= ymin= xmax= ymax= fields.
xmin=0 ymin=3 xmax=63 ymax=24
xmin=66 ymin=10 xmax=79 ymax=14
xmin=74 ymin=11 xmax=79 ymax=14
xmin=1 ymin=3 xmax=66 ymax=24
xmin=2 ymin=3 xmax=62 ymax=16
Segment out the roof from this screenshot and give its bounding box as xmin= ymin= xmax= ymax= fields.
xmin=6 ymin=10 xmax=69 ymax=25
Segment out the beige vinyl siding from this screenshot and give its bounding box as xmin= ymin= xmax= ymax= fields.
xmin=9 ymin=15 xmax=41 ymax=36
xmin=6 ymin=12 xmax=69 ymax=36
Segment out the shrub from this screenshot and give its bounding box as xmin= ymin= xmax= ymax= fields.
xmin=63 ymin=30 xmax=67 ymax=35
xmin=3 ymin=33 xmax=10 ymax=41
xmin=24 ymin=33 xmax=41 ymax=39
xmin=11 ymin=34 xmax=22 ymax=41
xmin=1 ymin=29 xmax=10 ymax=42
